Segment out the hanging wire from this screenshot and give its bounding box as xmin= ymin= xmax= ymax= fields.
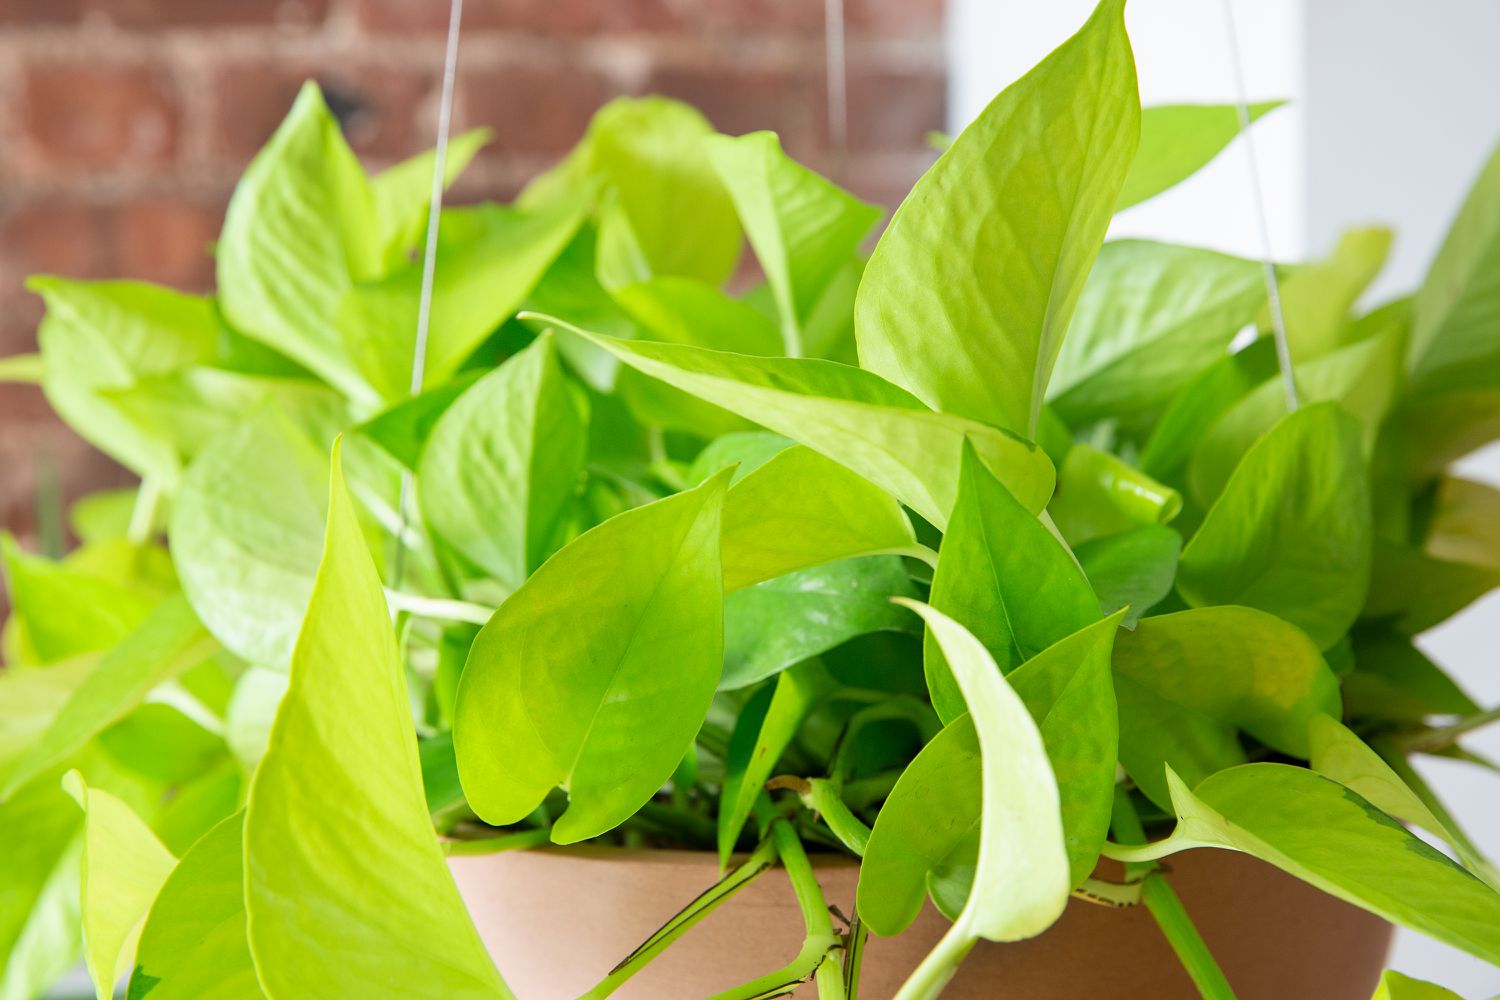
xmin=1219 ymin=0 xmax=1298 ymax=411
xmin=392 ymin=0 xmax=464 ymax=590
xmin=824 ymin=0 xmax=849 ymax=181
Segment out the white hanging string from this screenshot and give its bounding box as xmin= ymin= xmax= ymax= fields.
xmin=392 ymin=0 xmax=464 ymax=589
xmin=1219 ymin=0 xmax=1298 ymax=411
xmin=824 ymin=0 xmax=849 ymax=180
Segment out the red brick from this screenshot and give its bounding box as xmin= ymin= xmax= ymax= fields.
xmin=113 ymin=198 xmax=222 ymax=291
xmin=92 ymin=0 xmax=329 ymax=29
xmin=645 ymin=65 xmax=825 ymax=155
xmin=846 ymin=0 xmax=944 ymax=32
xmin=458 ymin=66 xmax=615 ymax=157
xmin=20 ymin=63 xmax=181 ymax=170
xmin=0 ymin=0 xmax=85 ymax=23
xmin=847 ymin=67 xmax=945 ymax=154
xmin=353 ymin=0 xmax=679 ymax=35
xmin=0 ymin=200 xmax=113 ymax=284
xmin=209 ymin=64 xmax=435 ymax=162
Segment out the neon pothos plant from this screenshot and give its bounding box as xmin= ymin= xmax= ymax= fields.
xmin=3 ymin=2 xmax=1499 ymax=997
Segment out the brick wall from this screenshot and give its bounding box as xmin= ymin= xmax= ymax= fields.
xmin=0 ymin=0 xmax=946 ymax=539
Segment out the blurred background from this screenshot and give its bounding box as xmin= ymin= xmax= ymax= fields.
xmin=4 ymin=0 xmax=1499 ymax=994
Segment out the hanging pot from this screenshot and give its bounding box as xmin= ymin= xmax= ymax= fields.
xmin=449 ymin=844 xmax=1392 ymax=998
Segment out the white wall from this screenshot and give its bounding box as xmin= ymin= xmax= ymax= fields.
xmin=951 ymin=2 xmax=1500 ymax=995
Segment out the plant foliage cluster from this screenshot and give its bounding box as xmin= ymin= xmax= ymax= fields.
xmin=3 ymin=2 xmax=1500 ymax=998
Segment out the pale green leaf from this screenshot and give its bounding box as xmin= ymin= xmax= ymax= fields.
xmin=1177 ymin=402 xmax=1372 ymax=649
xmin=720 ymin=444 xmax=916 ymax=593
xmin=2 ymin=595 xmax=216 ymax=800
xmin=1138 ymin=337 xmax=1278 ymax=483
xmin=1 ymin=537 xmax=161 ymax=664
xmin=217 ymin=82 xmax=379 ymax=402
xmin=1048 ymin=442 xmax=1182 ymax=546
xmin=1409 ymin=138 xmax=1500 ymax=392
xmin=879 ymin=604 xmax=1069 ymax=998
xmin=1113 ymin=606 xmax=1339 ymax=807
xmin=1309 ymin=715 xmax=1498 ymax=888
xmin=1049 ymin=241 xmax=1267 ymax=427
xmin=544 ymin=316 xmax=1055 ymax=527
xmin=355 ymin=371 xmax=481 ymax=470
xmin=370 ymin=127 xmax=491 ymax=269
xmin=127 ymin=811 xmax=263 ymax=1000
xmin=244 ymin=442 xmax=511 ymax=999
xmin=722 ymin=557 xmax=919 ymax=691
xmin=171 ymin=409 xmax=329 ymax=669
xmin=1117 ymin=101 xmax=1283 ymax=211
xmin=417 ymin=336 xmax=588 ymax=590
xmin=708 ymin=131 xmax=881 ymax=353
xmin=1272 ymin=226 xmax=1392 ymax=361
xmin=926 ymin=442 xmax=1099 ymax=723
xmin=0 ymin=656 xmax=97 ymax=788
xmin=523 ymin=96 xmax=741 ymax=285
xmin=1152 ymin=763 xmax=1500 ymax=967
xmin=29 ymin=278 xmax=219 ymax=485
xmin=337 ymin=196 xmax=589 ymax=401
xmin=64 ymin=772 xmax=176 ymax=1000
xmin=1187 ymin=328 xmax=1402 ymax=505
xmin=856 ymin=0 xmax=1139 ymax=434
xmin=1423 ymin=475 xmax=1500 ymax=570
xmin=454 ymin=471 xmax=730 ymax=844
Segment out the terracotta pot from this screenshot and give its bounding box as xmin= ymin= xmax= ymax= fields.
xmin=450 ymin=845 xmax=1391 ymax=999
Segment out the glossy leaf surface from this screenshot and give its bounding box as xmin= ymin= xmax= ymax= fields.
xmin=856 ymin=0 xmax=1138 ymax=434
xmin=454 ymin=472 xmax=729 ymax=844
xmin=1178 ymin=402 xmax=1372 ymax=649
xmin=244 ymin=446 xmax=511 ymax=999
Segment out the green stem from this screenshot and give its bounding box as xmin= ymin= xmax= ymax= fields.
xmin=799 ymin=778 xmax=870 ymax=856
xmin=891 ymin=918 xmax=975 ymax=1000
xmin=1111 ymin=787 xmax=1236 ymax=1000
xmin=843 ymin=914 xmax=867 ymax=1000
xmin=128 ymin=476 xmax=162 ymax=544
xmin=577 ymin=836 xmax=779 ymax=1000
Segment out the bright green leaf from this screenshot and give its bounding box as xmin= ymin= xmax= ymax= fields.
xmin=0 ymin=771 xmax=84 ymax=1000
xmin=1048 ymin=443 xmax=1182 ymax=546
xmin=1187 ymin=328 xmax=1401 ymax=505
xmin=1272 ymin=226 xmax=1393 ymax=361
xmin=720 ymin=445 xmax=916 ymax=593
xmin=127 ymin=811 xmax=264 ymax=1000
xmin=338 ymin=196 xmax=589 ymax=400
xmin=926 ymin=442 xmax=1098 ymax=723
xmin=722 ymin=557 xmax=919 ymax=691
xmin=1117 ymin=101 xmax=1283 ymax=211
xmin=547 ymin=316 xmax=1055 ymax=527
xmin=1138 ymin=337 xmax=1278 ymax=483
xmin=370 ymin=127 xmax=491 ymax=269
xmin=1409 ymin=138 xmax=1500 ymax=393
xmin=856 ymin=0 xmax=1139 ymax=434
xmin=417 ymin=336 xmax=588 ymax=590
xmin=244 ymin=443 xmax=511 ymax=999
xmin=1074 ymin=525 xmax=1180 ymax=627
xmin=1049 ymin=241 xmax=1267 ymax=427
xmin=2 ymin=595 xmax=216 ymax=800
xmin=356 ymin=370 xmax=482 ymax=470
xmin=29 ymin=278 xmax=218 ymax=485
xmin=217 ymin=82 xmax=380 ymax=402
xmin=1 ymin=537 xmax=161 ymax=664
xmin=1178 ymin=402 xmax=1372 ymax=649
xmin=1113 ymin=606 xmax=1340 ymax=807
xmin=1369 ymin=971 xmax=1465 ymax=1000
xmin=708 ymin=131 xmax=882 ymax=354
xmin=454 ymin=471 xmax=730 ymax=844
xmin=1149 ymin=763 xmax=1500 ymax=968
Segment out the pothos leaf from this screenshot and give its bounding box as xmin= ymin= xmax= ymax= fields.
xmin=856 ymin=0 xmax=1138 ymax=435
xmin=244 ymin=442 xmax=512 ymax=999
xmin=926 ymin=442 xmax=1098 ymax=724
xmin=454 ymin=470 xmax=730 ymax=844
